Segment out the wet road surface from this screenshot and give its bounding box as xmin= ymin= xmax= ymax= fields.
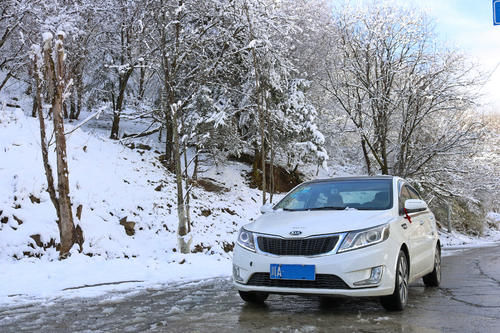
xmin=0 ymin=245 xmax=499 ymax=332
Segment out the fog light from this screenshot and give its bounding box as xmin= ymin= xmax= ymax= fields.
xmin=353 ymin=266 xmax=384 ymax=286
xmin=233 ymin=265 xmax=244 ymax=282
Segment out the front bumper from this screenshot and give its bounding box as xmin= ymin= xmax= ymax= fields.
xmin=232 ymin=238 xmax=400 ymax=297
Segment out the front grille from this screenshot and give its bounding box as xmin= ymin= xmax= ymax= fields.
xmin=257 ymin=236 xmax=339 ymax=256
xmin=247 ymin=273 xmax=351 ymax=289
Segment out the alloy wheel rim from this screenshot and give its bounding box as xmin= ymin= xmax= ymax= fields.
xmin=435 ymin=250 xmax=441 ymax=283
xmin=398 ymin=256 xmax=408 ymax=305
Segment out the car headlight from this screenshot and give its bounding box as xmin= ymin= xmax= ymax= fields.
xmin=237 ymin=228 xmax=256 ymax=252
xmin=338 ymin=224 xmax=390 ymax=253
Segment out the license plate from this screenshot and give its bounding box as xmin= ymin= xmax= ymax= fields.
xmin=270 ymin=264 xmax=315 ymax=281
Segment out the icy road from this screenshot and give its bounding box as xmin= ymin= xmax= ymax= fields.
xmin=1 ymin=245 xmax=499 ymax=332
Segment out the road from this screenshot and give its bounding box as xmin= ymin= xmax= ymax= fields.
xmin=0 ymin=245 xmax=499 ymax=332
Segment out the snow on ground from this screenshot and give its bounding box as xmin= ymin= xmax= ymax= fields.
xmin=439 ymin=212 xmax=500 ymax=253
xmin=1 ymin=86 xmax=499 ymax=306
xmin=0 ymin=104 xmax=265 ymax=305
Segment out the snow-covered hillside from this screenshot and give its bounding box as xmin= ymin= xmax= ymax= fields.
xmin=0 ymin=105 xmax=272 ymax=302
xmin=0 ymin=107 xmax=266 ymax=260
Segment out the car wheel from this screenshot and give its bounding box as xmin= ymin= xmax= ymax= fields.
xmin=238 ymin=290 xmax=269 ymax=304
xmin=380 ymin=250 xmax=409 ymax=311
xmin=423 ymin=244 xmax=441 ymax=287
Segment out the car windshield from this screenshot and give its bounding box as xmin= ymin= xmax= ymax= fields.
xmin=274 ymin=179 xmax=393 ymax=211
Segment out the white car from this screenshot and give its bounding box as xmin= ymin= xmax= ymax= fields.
xmin=233 ymin=176 xmax=441 ymax=311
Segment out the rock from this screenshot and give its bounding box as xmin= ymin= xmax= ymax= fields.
xmin=191 ymin=243 xmax=211 ymax=253
xmin=136 ymin=143 xmax=152 ymax=151
xmin=223 ymin=242 xmax=235 ymax=253
xmin=221 ymin=207 xmax=237 ymax=216
xmin=29 ymin=194 xmax=41 ymax=204
xmin=29 ymin=234 xmax=57 ymax=250
xmin=119 ymin=216 xmax=136 ymax=236
xmin=30 ymin=234 xmax=43 ymax=247
xmin=13 ymin=215 xmax=23 ymax=225
xmin=74 ymin=225 xmax=84 ymax=252
xmin=195 ymin=178 xmax=230 ymax=193
xmin=201 ymin=209 xmax=212 ymax=217
xmin=76 ymin=204 xmax=83 ymax=220
xmin=154 ymin=184 xmax=163 ymax=191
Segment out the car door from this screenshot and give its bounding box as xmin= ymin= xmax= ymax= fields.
xmin=407 ymin=185 xmax=436 ymax=273
xmin=399 ymin=183 xmax=428 ymax=278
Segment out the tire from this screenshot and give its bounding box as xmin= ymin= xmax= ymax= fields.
xmin=380 ymin=250 xmax=409 ymax=311
xmin=238 ymin=290 xmax=269 ymax=304
xmin=423 ymin=244 xmax=441 ymax=287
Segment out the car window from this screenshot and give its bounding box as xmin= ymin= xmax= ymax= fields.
xmin=274 ymin=179 xmax=393 ymax=211
xmin=407 ymin=186 xmax=421 ymax=200
xmin=278 ymin=185 xmax=311 ymax=210
xmin=399 ymin=185 xmax=412 ymax=214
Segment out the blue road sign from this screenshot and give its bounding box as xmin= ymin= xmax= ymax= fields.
xmin=494 ymin=0 xmax=500 ymax=25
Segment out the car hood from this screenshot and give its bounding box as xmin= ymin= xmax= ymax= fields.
xmin=245 ymin=209 xmax=396 ymax=237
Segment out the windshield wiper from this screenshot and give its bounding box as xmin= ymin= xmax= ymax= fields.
xmin=309 ymin=206 xmax=345 ymax=211
xmin=282 ymin=208 xmax=305 ymax=211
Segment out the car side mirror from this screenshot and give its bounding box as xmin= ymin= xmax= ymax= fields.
xmin=260 ymin=203 xmax=274 ymax=214
xmin=404 ymin=199 xmax=428 ymax=213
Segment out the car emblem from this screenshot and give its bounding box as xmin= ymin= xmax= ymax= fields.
xmin=289 ymin=230 xmax=302 ymax=236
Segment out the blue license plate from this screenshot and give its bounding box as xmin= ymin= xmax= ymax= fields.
xmin=270 ymin=264 xmax=315 ymax=281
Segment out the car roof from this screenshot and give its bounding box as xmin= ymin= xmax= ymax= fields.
xmin=304 ymin=176 xmax=397 ymax=184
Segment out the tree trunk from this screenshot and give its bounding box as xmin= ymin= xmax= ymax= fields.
xmin=63 ymin=99 xmax=68 ymax=119
xmin=75 ymin=73 xmax=83 ymax=119
xmin=69 ymin=84 xmax=77 ymax=119
xmin=245 ymin=3 xmax=266 ymax=204
xmin=110 ymin=69 xmax=133 ymax=140
xmin=192 ymin=145 xmax=199 ymax=181
xmin=269 ymin=137 xmax=275 ymax=203
xmin=53 ymin=33 xmax=76 ymax=258
xmin=268 ymin=104 xmax=274 ymax=203
xmin=43 ymin=40 xmax=55 ymax=117
xmin=361 ymin=137 xmax=372 ymax=175
xmin=259 ymin=94 xmax=267 ymax=204
xmin=172 ymin=102 xmax=190 ymax=253
xmin=138 ymin=61 xmax=146 ymax=100
xmin=32 ymin=93 xmax=38 ymax=118
xmin=165 ymin=115 xmax=174 ymax=170
xmin=33 ymin=52 xmax=59 ymax=219
xmin=0 ymin=72 xmax=11 ymax=93
xmin=183 ymin=142 xmax=191 ymax=233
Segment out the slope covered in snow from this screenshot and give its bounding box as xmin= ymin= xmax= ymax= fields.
xmin=0 ymin=105 xmax=267 ymax=303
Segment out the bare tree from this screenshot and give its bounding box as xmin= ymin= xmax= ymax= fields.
xmin=32 ymin=32 xmax=79 ymax=259
xmin=244 ymin=1 xmax=267 ymax=204
xmin=106 ymin=0 xmax=150 ymax=139
xmin=322 ymin=3 xmax=482 ymax=177
xmin=0 ymin=0 xmax=35 ymax=94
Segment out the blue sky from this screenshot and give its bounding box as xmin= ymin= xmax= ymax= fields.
xmin=331 ymin=0 xmax=500 ymax=113
xmin=417 ymin=0 xmax=500 ymax=113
